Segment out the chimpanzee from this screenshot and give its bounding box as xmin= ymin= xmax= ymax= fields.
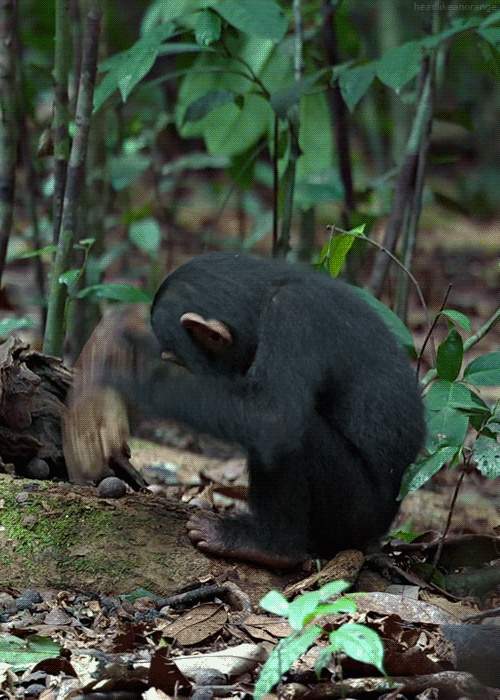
xmin=123 ymin=252 xmax=425 ymax=568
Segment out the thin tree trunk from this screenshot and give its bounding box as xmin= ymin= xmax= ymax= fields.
xmin=44 ymin=4 xmax=102 ymax=356
xmin=0 ymin=0 xmax=18 ymax=284
xmin=322 ymin=0 xmax=355 ymax=224
xmin=52 ymin=0 xmax=71 ymax=245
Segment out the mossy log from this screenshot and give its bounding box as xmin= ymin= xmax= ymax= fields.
xmin=0 ymin=475 xmax=294 ymax=602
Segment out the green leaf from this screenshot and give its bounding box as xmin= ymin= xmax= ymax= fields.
xmin=58 ymin=269 xmax=81 ymax=288
xmin=329 ymin=623 xmax=384 ymax=673
xmin=109 ymin=153 xmax=151 ymax=191
xmin=427 ymin=405 xmax=468 ymax=450
xmin=376 ymin=41 xmax=422 ymax=92
xmin=473 ymin=435 xmax=500 ymax=479
xmin=297 ymin=93 xmax=334 ymax=179
xmin=399 ymin=446 xmax=459 ymax=498
xmin=481 ymin=9 xmax=500 ymax=26
xmin=313 ymin=599 xmax=357 ymax=617
xmin=0 ymin=634 xmax=60 ymax=672
xmin=318 ymin=580 xmax=351 ymax=600
xmin=424 ymin=380 xmax=471 ymax=411
xmin=295 ymin=180 xmax=344 ymax=208
xmin=194 ymin=9 xmax=221 ymax=46
xmin=464 ymin=352 xmax=500 ymax=386
xmin=477 ymin=27 xmax=500 ymax=47
xmin=8 ymin=244 xmax=57 ymax=261
xmin=129 ymin=218 xmax=161 ymax=256
xmin=351 ymin=287 xmax=416 ymax=356
xmin=270 ymin=71 xmax=325 ymax=119
xmin=326 ymin=233 xmax=357 ymax=278
xmin=440 ymin=309 xmax=472 ymax=333
xmin=260 ymin=590 xmax=289 ymax=617
xmin=254 ymin=625 xmax=322 ymax=699
xmin=436 ymin=329 xmax=463 ymax=381
xmin=216 ymin=0 xmax=288 ymax=42
xmin=77 ymin=284 xmax=152 ymax=303
xmin=339 ymin=63 xmax=375 ymax=112
xmin=184 ymin=90 xmax=237 ymax=123
xmin=0 ymin=317 xmax=35 ymax=337
xmin=162 ymin=152 xmax=229 ymax=177
xmin=288 ymin=592 xmax=321 ymax=631
xmin=94 ymin=24 xmax=174 ymax=111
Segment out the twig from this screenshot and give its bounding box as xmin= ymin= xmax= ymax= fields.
xmin=328 ymin=225 xmax=432 ymax=334
xmin=416 ymin=284 xmax=452 ymax=380
xmin=430 ymin=459 xmax=467 ymax=575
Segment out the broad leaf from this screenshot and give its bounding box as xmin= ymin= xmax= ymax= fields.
xmin=329 ymin=623 xmax=384 ymax=673
xmin=184 ymin=90 xmax=236 ymax=123
xmin=254 ymin=625 xmax=322 ymax=699
xmin=464 ymin=352 xmax=500 ymax=386
xmin=473 ymin=435 xmax=500 ymax=479
xmin=194 ymin=9 xmax=221 ymax=46
xmin=339 ymin=63 xmax=376 ymax=112
xmin=427 ymin=406 xmax=468 ymax=450
xmin=440 ymin=309 xmax=472 ymax=333
xmin=0 ymin=634 xmax=60 ymax=672
xmin=399 ymin=446 xmax=459 ymax=497
xmin=376 ymin=41 xmax=422 ymax=92
xmin=0 ymin=317 xmax=35 ymax=337
xmin=129 ymin=218 xmax=161 ymax=256
xmin=94 ymin=24 xmax=174 ymax=110
xmin=77 ymin=284 xmax=151 ymax=303
xmin=260 ymin=590 xmax=289 ymax=617
xmin=424 ymin=380 xmax=471 ymax=411
xmin=270 ymin=71 xmax=325 ymax=118
xmin=216 ymin=0 xmax=288 ymax=42
xmin=436 ymin=329 xmax=463 ymax=381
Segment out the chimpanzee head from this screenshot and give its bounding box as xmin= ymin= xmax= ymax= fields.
xmin=150 ymin=253 xmax=269 ymax=375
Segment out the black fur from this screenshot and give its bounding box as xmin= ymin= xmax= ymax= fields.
xmin=142 ymin=252 xmax=425 ymax=559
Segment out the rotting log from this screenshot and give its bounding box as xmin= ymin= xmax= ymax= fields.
xmin=0 ymin=474 xmax=295 ymax=602
xmin=0 ymin=336 xmax=71 ymax=478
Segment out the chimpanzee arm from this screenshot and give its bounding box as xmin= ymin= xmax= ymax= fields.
xmin=125 ymin=284 xmax=318 ymax=465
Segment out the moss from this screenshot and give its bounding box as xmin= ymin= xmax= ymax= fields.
xmin=0 ymin=484 xmax=116 ymax=559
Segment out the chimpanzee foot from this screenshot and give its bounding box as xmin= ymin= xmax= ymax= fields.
xmin=186 ymin=511 xmax=304 ymax=570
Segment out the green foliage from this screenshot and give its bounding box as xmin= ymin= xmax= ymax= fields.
xmin=464 ymin=352 xmax=500 ymax=386
xmin=0 ymin=317 xmax=36 ymax=338
xmin=436 ymin=328 xmax=464 ymax=381
xmin=339 ymin=63 xmax=376 ymax=112
xmin=194 ymin=10 xmax=221 ymax=47
xmin=129 ymin=218 xmax=161 ymax=257
xmin=376 ymin=41 xmax=423 ymax=92
xmin=399 ymin=315 xmax=500 ymax=497
xmin=77 ymin=284 xmax=152 ymax=303
xmin=256 ymin=582 xmax=383 ymax=697
xmin=95 ymin=23 xmax=175 ymax=110
xmin=0 ymin=635 xmax=60 ymax=672
xmin=216 ymin=0 xmax=287 ymax=42
xmin=183 ymin=90 xmax=237 ymax=123
xmin=473 ymin=434 xmax=500 ymax=478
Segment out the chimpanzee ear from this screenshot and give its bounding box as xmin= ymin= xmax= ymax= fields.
xmin=180 ymin=312 xmax=233 ymax=353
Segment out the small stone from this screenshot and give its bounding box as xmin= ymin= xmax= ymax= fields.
xmin=25 ymin=683 xmax=46 ymax=697
xmin=0 ymin=592 xmax=16 ymax=612
xmin=101 ymin=595 xmax=120 ymax=611
xmin=191 ymin=690 xmax=214 ymax=700
xmin=25 ymin=458 xmax=50 ymax=480
xmin=193 ymin=669 xmax=227 ymax=686
xmin=15 ymin=590 xmax=43 ymax=611
xmin=98 ymin=476 xmax=127 ymax=499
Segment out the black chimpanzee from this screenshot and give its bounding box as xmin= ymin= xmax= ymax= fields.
xmin=132 ymin=252 xmax=424 ymax=568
